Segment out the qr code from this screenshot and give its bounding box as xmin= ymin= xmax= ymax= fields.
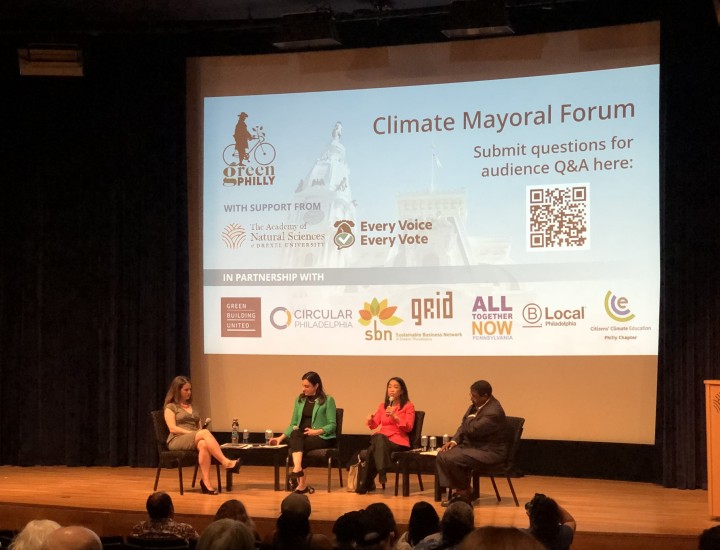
xmin=527 ymin=184 xmax=589 ymax=250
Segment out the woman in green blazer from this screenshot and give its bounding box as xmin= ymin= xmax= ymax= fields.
xmin=269 ymin=371 xmax=337 ymax=494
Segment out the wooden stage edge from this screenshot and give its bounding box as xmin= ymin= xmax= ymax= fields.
xmin=0 ymin=465 xmax=716 ymax=550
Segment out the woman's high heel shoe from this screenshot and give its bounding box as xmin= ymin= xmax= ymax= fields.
xmin=379 ymin=471 xmax=387 ymax=490
xmin=199 ymin=479 xmax=218 ymax=495
xmin=288 ymin=473 xmax=298 ymax=491
xmin=224 ymin=458 xmax=239 ymax=470
xmin=292 ymin=469 xmax=315 ymax=494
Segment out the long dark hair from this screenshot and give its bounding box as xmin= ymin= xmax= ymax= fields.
xmin=527 ymin=493 xmax=561 ymax=545
xmin=164 ymin=376 xmax=191 ymax=406
xmin=213 ymin=498 xmax=256 ymax=530
xmin=297 ymin=371 xmax=326 ymax=404
xmin=384 ymin=377 xmax=410 ymax=409
xmin=407 ymin=501 xmax=439 ymax=545
xmin=274 ymin=512 xmax=311 ymax=549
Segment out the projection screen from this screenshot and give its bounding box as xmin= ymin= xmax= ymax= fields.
xmin=187 ymin=22 xmax=660 ymax=443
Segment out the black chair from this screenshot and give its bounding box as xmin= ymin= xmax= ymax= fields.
xmin=125 ymin=535 xmax=190 ymax=549
xmin=389 ymin=410 xmax=426 ymax=495
xmin=0 ymin=530 xmax=16 ymax=548
xmin=469 ymin=415 xmax=525 ymax=506
xmin=100 ymin=535 xmax=125 ymax=549
xmin=285 ymin=408 xmax=344 ymax=492
xmin=150 ymin=410 xmax=221 ymax=495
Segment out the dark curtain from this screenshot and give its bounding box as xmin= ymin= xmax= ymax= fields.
xmin=657 ymin=1 xmax=720 ymax=488
xmin=0 ymin=36 xmax=189 ymax=466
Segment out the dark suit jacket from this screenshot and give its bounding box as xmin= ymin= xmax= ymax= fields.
xmin=452 ymin=395 xmax=508 ymax=461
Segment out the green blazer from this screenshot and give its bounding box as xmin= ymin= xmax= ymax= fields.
xmin=283 ymin=395 xmax=337 ymax=440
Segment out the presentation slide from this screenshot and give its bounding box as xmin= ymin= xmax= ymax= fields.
xmin=187 ymin=22 xmax=660 ymax=443
xmin=203 ymin=66 xmax=658 ymax=356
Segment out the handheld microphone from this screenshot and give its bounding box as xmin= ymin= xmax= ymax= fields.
xmin=202 ymin=418 xmax=211 ymax=429
xmin=387 ymin=395 xmax=394 ymax=415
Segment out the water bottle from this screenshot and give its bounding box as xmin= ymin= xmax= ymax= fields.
xmin=231 ymin=419 xmax=239 ymax=444
xmin=243 ymin=429 xmax=249 ymax=445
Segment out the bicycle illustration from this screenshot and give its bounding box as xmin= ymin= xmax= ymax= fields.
xmin=223 ymin=126 xmax=276 ymax=166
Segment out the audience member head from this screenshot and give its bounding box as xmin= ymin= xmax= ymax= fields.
xmin=273 ymin=492 xmax=315 ymax=548
xmin=357 ymin=503 xmax=396 ymax=549
xmin=196 ymin=519 xmax=254 ymax=550
xmin=460 ymin=526 xmax=545 ymax=550
xmin=214 ymin=499 xmax=255 ymax=530
xmin=9 ymin=519 xmax=61 ymax=550
xmin=164 ymin=375 xmax=192 ymax=405
xmin=274 ymin=511 xmax=311 ymax=549
xmin=40 ymin=526 xmax=101 ymax=550
xmin=700 ymin=525 xmax=720 ymax=550
xmin=407 ymin=501 xmax=440 ymax=546
xmin=470 ymin=380 xmax=492 ymax=397
xmin=280 ymin=492 xmax=311 ymax=519
xmin=146 ymin=491 xmax=174 ymax=520
xmin=333 ymin=511 xmax=362 ymax=549
xmin=525 ymin=493 xmax=561 ymax=545
xmin=440 ymin=499 xmax=474 ymax=546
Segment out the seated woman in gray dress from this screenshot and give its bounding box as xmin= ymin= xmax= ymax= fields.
xmin=164 ymin=375 xmax=238 ymax=495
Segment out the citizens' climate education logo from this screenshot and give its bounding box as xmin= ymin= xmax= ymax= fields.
xmin=604 ymin=290 xmax=635 ymax=322
xmin=333 ymin=220 xmax=356 ymax=249
xmin=222 ymin=223 xmax=246 ymax=249
xmin=222 ymin=112 xmax=277 ymax=187
xmin=358 ymin=298 xmax=402 ymax=341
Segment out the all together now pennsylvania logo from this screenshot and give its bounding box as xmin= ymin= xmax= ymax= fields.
xmin=222 ymin=112 xmax=277 ymax=187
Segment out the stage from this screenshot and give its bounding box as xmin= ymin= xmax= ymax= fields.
xmin=0 ymin=465 xmax=715 ymax=549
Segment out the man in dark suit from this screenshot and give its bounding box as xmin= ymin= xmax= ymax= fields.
xmin=436 ymin=380 xmax=508 ymax=503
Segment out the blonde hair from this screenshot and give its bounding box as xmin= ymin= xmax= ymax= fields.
xmin=9 ymin=519 xmax=61 ymax=550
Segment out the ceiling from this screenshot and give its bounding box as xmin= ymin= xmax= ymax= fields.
xmin=0 ymin=0 xmax=662 ymax=53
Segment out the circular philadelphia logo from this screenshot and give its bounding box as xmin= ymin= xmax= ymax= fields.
xmin=270 ymin=307 xmax=292 ymax=329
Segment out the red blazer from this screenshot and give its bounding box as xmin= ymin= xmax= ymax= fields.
xmin=367 ymin=400 xmax=415 ymax=447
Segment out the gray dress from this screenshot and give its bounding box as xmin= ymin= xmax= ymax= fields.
xmin=165 ymin=402 xmax=200 ymax=450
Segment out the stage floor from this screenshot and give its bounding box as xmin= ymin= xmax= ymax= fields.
xmin=0 ymin=465 xmax=715 ymax=549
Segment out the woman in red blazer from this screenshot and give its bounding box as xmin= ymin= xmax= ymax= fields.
xmin=357 ymin=377 xmax=415 ymax=494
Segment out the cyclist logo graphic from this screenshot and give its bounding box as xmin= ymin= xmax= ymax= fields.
xmin=223 ymin=112 xmax=276 ymax=166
